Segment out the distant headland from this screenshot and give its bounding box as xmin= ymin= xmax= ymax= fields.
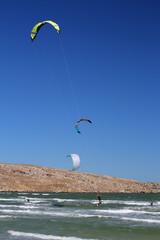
xmin=0 ymin=163 xmax=159 ymax=193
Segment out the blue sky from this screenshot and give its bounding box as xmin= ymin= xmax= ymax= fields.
xmin=0 ymin=0 xmax=159 ymax=182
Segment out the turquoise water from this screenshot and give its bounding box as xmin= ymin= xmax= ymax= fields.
xmin=0 ymin=192 xmax=160 ymax=240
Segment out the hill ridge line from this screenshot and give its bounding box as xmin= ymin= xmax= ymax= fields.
xmin=0 ymin=163 xmax=159 ymax=193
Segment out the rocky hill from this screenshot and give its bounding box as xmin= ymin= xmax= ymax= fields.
xmin=0 ymin=162 xmax=159 ymax=193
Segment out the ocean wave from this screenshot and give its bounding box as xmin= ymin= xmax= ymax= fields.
xmin=95 ymin=208 xmax=160 ymax=215
xmin=8 ymin=230 xmax=96 ymax=240
xmin=92 ymin=200 xmax=150 ymax=206
xmin=0 ymin=208 xmax=101 ymax=218
xmin=1 ymin=206 xmax=159 ymax=220
xmin=122 ymin=217 xmax=160 ymax=224
xmin=0 ymin=198 xmax=24 ymax=202
xmin=0 ymin=215 xmax=14 ymax=218
xmin=96 ymin=209 xmax=137 ymax=214
xmin=155 ymin=201 xmax=160 ymax=206
xmin=0 ymin=204 xmax=40 ymax=209
xmin=17 ymin=193 xmax=29 ymax=195
xmin=53 ymin=198 xmax=79 ymax=202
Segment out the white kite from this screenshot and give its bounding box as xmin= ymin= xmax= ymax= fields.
xmin=67 ymin=154 xmax=80 ymax=171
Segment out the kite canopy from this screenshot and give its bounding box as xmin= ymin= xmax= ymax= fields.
xmin=31 ymin=20 xmax=60 ymax=41
xmin=67 ymin=154 xmax=80 ymax=171
xmin=75 ymin=118 xmax=92 ymax=134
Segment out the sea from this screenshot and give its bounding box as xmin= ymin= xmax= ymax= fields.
xmin=0 ymin=192 xmax=159 ymax=240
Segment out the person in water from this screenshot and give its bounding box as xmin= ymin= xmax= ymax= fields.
xmin=97 ymin=194 xmax=102 ymax=206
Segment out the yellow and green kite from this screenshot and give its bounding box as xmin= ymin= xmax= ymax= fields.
xmin=31 ymin=20 xmax=60 ymax=41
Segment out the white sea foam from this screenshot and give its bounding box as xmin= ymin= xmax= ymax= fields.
xmin=95 ymin=208 xmax=160 ymax=215
xmin=0 ymin=215 xmax=13 ymax=218
xmin=0 ymin=198 xmax=24 ymax=202
xmin=155 ymin=201 xmax=160 ymax=206
xmin=28 ymin=200 xmax=43 ymax=203
xmin=92 ymin=200 xmax=149 ymax=206
xmin=1 ymin=196 xmax=46 ymax=205
xmin=1 ymin=206 xmax=159 ymax=220
xmin=18 ymin=193 xmax=29 ymax=195
xmin=8 ymin=230 xmax=96 ymax=240
xmin=20 ymin=197 xmax=47 ymax=203
xmin=95 ymin=209 xmax=136 ymax=214
xmin=53 ymin=198 xmax=92 ymax=204
xmin=122 ymin=217 xmax=160 ymax=224
xmin=119 ymin=201 xmax=149 ymax=206
xmin=53 ymin=198 xmax=78 ymax=202
xmin=0 ymin=204 xmax=39 ymax=209
xmin=0 ymin=208 xmax=98 ymax=218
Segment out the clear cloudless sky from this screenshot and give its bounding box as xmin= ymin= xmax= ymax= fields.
xmin=0 ymin=0 xmax=159 ymax=182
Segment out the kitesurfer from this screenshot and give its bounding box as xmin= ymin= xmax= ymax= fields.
xmin=97 ymin=194 xmax=102 ymax=206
